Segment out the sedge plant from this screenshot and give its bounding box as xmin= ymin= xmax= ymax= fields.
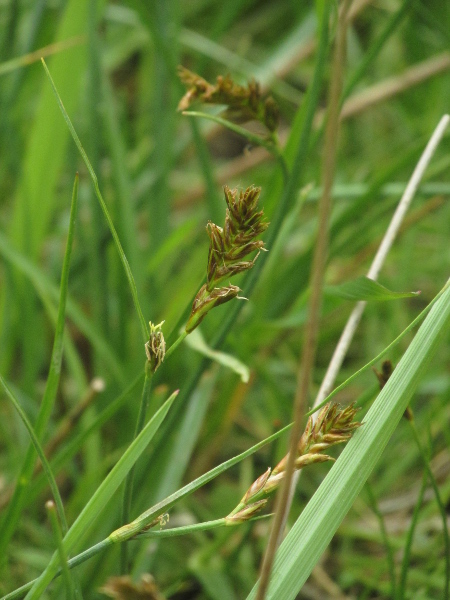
xmin=1 ymin=3 xmax=449 ymax=599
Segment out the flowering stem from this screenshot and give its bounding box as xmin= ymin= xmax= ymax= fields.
xmin=120 ymin=362 xmax=153 ymax=573
xmin=2 ymin=516 xmax=271 ymax=600
xmin=183 ymin=111 xmax=284 ymax=156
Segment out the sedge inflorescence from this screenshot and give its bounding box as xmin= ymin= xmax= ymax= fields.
xmin=185 ymin=185 xmax=269 ymax=333
xmin=225 ymin=401 xmax=361 ymax=524
xmin=177 ymin=66 xmax=279 ymax=134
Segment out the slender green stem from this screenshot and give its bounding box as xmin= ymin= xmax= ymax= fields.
xmin=137 ymin=513 xmax=271 ymax=538
xmin=41 ymin=59 xmax=148 ymax=342
xmin=182 ymin=110 xmax=286 ymax=167
xmin=398 ymin=470 xmax=427 ymax=599
xmin=120 ymin=363 xmax=153 ymax=573
xmin=46 ymin=501 xmax=75 ymax=600
xmin=408 ymin=419 xmax=449 ymax=600
xmin=366 ymin=483 xmax=397 ymax=599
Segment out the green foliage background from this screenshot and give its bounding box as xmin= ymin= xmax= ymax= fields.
xmin=0 ymin=0 xmax=449 ymax=598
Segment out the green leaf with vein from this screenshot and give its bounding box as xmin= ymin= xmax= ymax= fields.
xmin=325 ymin=276 xmax=420 ymax=301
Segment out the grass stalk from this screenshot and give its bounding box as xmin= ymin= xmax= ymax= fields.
xmin=398 ymin=470 xmax=427 ymax=599
xmin=0 ymin=174 xmax=78 ymax=559
xmin=120 ymin=363 xmax=153 ymax=573
xmin=46 ymin=501 xmax=76 ymax=600
xmin=365 ymin=483 xmax=397 ymax=599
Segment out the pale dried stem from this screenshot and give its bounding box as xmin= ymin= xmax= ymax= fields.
xmin=340 ymin=52 xmax=450 ymax=120
xmin=254 ymin=3 xmax=352 ymax=599
xmin=315 ymin=113 xmax=449 ymax=408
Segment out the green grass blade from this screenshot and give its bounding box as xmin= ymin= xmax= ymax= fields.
xmin=0 ymin=232 xmax=125 ymax=384
xmin=23 ymin=389 xmax=179 ymax=599
xmin=0 ymin=375 xmax=68 ymax=536
xmin=246 ymin=282 xmax=450 ymax=600
xmin=0 ymin=174 xmax=78 ymax=558
xmin=40 ymin=58 xmax=148 ymax=342
xmin=9 ymin=2 xmax=88 ymax=259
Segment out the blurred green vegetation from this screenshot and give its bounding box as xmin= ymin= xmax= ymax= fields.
xmin=0 ymin=0 xmax=449 ymax=598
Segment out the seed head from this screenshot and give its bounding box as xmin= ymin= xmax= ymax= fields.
xmin=177 ymin=67 xmax=280 ymax=134
xmin=185 ymin=185 xmax=268 ymax=333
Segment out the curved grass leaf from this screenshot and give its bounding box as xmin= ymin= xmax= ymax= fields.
xmin=23 ymin=390 xmax=179 ymax=599
xmin=325 ymin=276 xmax=420 ymax=301
xmin=0 ymin=175 xmax=79 ymax=559
xmin=246 ymin=282 xmax=450 ymax=600
xmin=185 ymin=328 xmax=250 ymax=383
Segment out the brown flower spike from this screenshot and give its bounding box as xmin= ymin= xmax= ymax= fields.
xmin=177 ymin=66 xmax=279 ymax=133
xmin=185 ymin=186 xmax=269 ymax=333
